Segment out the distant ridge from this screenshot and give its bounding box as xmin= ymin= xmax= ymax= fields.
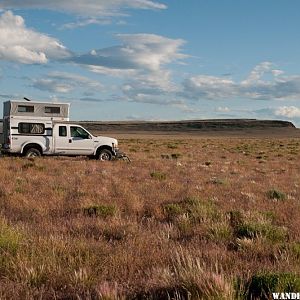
xmin=76 ymin=119 xmax=296 ymax=133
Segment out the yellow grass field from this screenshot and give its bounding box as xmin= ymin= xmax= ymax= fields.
xmin=1 ymin=134 xmax=300 ymax=299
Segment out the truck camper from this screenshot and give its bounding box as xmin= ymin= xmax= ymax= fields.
xmin=1 ymin=99 xmax=123 ymax=160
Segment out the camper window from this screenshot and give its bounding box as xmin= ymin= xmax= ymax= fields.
xmin=45 ymin=107 xmax=60 ymax=114
xmin=18 ymin=123 xmax=45 ymax=134
xmin=18 ymin=105 xmax=34 ymax=113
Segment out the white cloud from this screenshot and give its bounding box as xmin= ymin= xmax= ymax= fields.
xmin=275 ymin=106 xmax=300 ymax=118
xmin=119 ymin=67 xmax=184 ymax=106
xmin=60 ymin=18 xmax=112 ymax=30
xmin=116 ymin=34 xmax=186 ymax=71
xmin=216 ymin=106 xmax=230 ymax=112
xmin=181 ymin=62 xmax=300 ymax=101
xmin=242 ymin=61 xmax=273 ymax=84
xmin=88 ymin=65 xmax=137 ymax=77
xmin=31 ymin=71 xmax=102 ymax=93
xmin=0 ymin=11 xmax=70 ymax=64
xmin=71 ymin=33 xmax=186 ymax=106
xmin=72 ymin=34 xmax=186 ymax=72
xmin=0 ymin=0 xmax=167 ymax=18
xmin=272 ymin=69 xmax=284 ymax=77
xmin=182 ymin=75 xmax=237 ymax=100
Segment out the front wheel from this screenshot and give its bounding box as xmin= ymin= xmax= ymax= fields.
xmin=25 ymin=148 xmax=42 ymax=158
xmin=97 ymin=149 xmax=113 ymax=161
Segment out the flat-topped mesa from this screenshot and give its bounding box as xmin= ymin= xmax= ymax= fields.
xmin=76 ymin=119 xmax=296 ymax=132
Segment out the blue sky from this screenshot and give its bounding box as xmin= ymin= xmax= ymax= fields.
xmin=0 ymin=1 xmax=300 ymax=125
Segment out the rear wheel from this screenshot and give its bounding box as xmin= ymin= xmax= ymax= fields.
xmin=97 ymin=149 xmax=113 ymax=161
xmin=25 ymin=148 xmax=41 ymax=158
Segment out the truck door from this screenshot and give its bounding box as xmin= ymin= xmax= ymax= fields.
xmin=54 ymin=124 xmax=94 ymax=155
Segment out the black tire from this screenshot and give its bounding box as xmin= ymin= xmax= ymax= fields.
xmin=25 ymin=148 xmax=41 ymax=158
xmin=97 ymin=149 xmax=113 ymax=161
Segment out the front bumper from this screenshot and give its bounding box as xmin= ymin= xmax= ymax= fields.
xmin=114 ymin=150 xmax=131 ymax=162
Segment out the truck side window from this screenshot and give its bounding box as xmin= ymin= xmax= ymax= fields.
xmin=59 ymin=126 xmax=67 ymax=137
xmin=71 ymin=126 xmax=89 ymax=139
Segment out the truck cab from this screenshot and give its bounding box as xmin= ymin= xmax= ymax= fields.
xmin=52 ymin=123 xmax=118 ymax=160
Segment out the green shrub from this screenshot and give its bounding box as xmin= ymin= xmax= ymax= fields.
xmin=53 ymin=184 xmax=67 ymax=195
xmin=150 ymin=171 xmax=167 ymax=180
xmin=22 ymin=162 xmax=35 ymax=170
xmin=171 ymin=153 xmax=181 ymax=159
xmin=184 ymin=196 xmax=200 ymax=206
xmin=235 ymin=222 xmax=287 ymax=242
xmin=235 ymin=223 xmax=260 ymax=239
xmin=186 ymin=198 xmax=219 ymax=223
xmin=0 ymin=220 xmax=22 ymax=255
xmin=163 ymin=197 xmax=220 ymax=225
xmin=21 ymin=162 xmax=45 ymax=171
xmin=291 ymin=242 xmax=300 ymax=259
xmin=263 ymin=211 xmax=277 ymax=222
xmin=177 ymin=218 xmax=194 ymax=240
xmin=229 ymin=210 xmax=243 ymax=228
xmin=83 ymin=204 xmax=116 ymax=218
xmin=163 ymin=203 xmax=183 ymax=220
xmin=103 ymin=226 xmax=129 ymax=242
xmin=167 ymin=144 xmax=178 ymax=149
xmin=208 ymin=223 xmax=232 ymax=242
xmin=246 ymin=273 xmax=300 ymax=300
xmin=210 ymin=177 xmax=226 ymax=185
xmin=267 ymin=189 xmax=286 ymax=201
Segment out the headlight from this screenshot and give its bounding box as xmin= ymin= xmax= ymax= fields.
xmin=112 ymin=142 xmax=118 ymax=150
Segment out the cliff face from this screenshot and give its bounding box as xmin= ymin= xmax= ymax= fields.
xmin=78 ymin=119 xmax=296 ymax=133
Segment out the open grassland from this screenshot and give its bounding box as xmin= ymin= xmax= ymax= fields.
xmin=1 ymin=136 xmax=300 ymax=299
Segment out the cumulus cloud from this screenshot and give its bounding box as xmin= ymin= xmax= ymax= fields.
xmin=123 ymin=69 xmax=176 ymax=95
xmin=69 ymin=33 xmax=186 ymax=106
xmin=181 ymin=62 xmax=300 ymax=101
xmin=31 ymin=71 xmax=102 ymax=93
xmin=120 ymin=68 xmax=183 ymax=106
xmin=107 ymin=70 xmax=181 ymax=106
xmin=71 ymin=34 xmax=186 ymax=72
xmin=242 ymin=61 xmax=274 ymax=84
xmin=182 ymin=75 xmax=237 ymax=100
xmin=0 ymin=0 xmax=166 ymax=18
xmin=275 ymin=106 xmax=300 ymax=118
xmin=0 ymin=11 xmax=70 ymax=64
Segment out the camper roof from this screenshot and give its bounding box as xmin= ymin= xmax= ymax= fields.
xmin=6 ymin=99 xmax=69 ymax=106
xmin=3 ymin=100 xmax=70 ymax=120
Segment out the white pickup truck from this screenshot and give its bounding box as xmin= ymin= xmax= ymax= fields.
xmin=1 ymin=100 xmax=124 ymax=160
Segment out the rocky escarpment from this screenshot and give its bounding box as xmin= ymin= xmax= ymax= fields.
xmin=77 ymin=119 xmax=295 ymax=133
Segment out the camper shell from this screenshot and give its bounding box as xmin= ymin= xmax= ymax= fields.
xmin=3 ymin=100 xmax=70 ymax=121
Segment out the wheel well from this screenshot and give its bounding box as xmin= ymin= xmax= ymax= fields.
xmin=22 ymin=144 xmax=43 ymax=155
xmin=96 ymin=145 xmax=113 ymax=156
